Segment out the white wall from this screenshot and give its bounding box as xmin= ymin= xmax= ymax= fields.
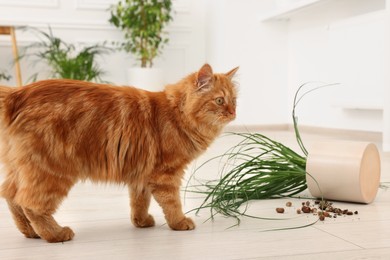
xmin=285 ymin=0 xmax=386 ymax=133
xmin=203 ymin=0 xmax=388 ymax=150
xmin=0 ymin=0 xmax=207 ymax=86
xmin=205 ymin=0 xmax=289 ymax=126
xmin=203 ymin=0 xmax=387 ymax=133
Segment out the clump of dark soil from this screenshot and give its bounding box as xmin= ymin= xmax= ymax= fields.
xmin=276 ymin=200 xmax=359 ymax=221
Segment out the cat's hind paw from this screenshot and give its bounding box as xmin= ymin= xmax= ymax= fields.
xmin=132 ymin=214 xmax=155 ymax=228
xmin=170 ymin=217 xmax=195 ymax=231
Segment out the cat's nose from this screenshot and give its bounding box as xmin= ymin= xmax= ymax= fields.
xmin=227 ymin=106 xmax=236 ymax=116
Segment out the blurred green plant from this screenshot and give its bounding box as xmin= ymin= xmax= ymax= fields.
xmin=20 ymin=27 xmax=111 ymax=82
xmin=0 ymin=70 xmax=11 ymax=81
xmin=109 ymin=0 xmax=173 ymax=68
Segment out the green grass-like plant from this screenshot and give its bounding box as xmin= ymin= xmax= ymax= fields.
xmin=187 ymin=83 xmax=339 ymax=224
xmin=20 ymin=27 xmax=111 ymax=82
xmin=190 ymin=132 xmax=307 ymax=223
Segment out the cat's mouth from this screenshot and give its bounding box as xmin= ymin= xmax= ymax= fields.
xmin=227 ymin=110 xmax=236 ymax=121
xmin=219 ymin=113 xmax=236 ymax=124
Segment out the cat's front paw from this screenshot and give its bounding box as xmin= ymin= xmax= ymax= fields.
xmin=132 ymin=214 xmax=155 ymax=228
xmin=45 ymin=226 xmax=75 ymax=243
xmin=170 ymin=217 xmax=195 ymax=231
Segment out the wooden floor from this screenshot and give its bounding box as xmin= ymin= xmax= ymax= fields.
xmin=1 ymin=129 xmax=389 ymax=259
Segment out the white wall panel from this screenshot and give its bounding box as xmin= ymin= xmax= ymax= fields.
xmin=172 ymin=0 xmax=190 ymax=13
xmin=0 ymin=0 xmax=59 ymax=8
xmin=74 ymin=0 xmax=117 ymax=10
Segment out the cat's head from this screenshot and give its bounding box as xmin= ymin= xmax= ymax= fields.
xmin=169 ymin=64 xmax=239 ymax=128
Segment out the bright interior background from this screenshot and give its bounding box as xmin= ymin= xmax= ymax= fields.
xmin=0 ymin=0 xmax=389 ymax=151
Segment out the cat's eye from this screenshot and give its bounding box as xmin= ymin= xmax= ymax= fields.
xmin=215 ymin=97 xmax=224 ymax=105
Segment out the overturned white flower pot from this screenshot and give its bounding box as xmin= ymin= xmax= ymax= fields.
xmin=127 ymin=67 xmax=165 ymax=92
xmin=306 ymin=141 xmax=381 ymax=204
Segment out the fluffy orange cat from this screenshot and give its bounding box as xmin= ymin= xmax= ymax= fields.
xmin=0 ymin=64 xmax=238 ymax=243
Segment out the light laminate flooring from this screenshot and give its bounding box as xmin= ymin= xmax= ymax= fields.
xmin=1 ymin=129 xmax=389 ymax=259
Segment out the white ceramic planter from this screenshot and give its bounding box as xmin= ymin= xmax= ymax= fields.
xmin=127 ymin=67 xmax=165 ymax=92
xmin=306 ymin=141 xmax=381 ymax=204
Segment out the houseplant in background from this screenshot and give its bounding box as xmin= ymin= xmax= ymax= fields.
xmin=19 ymin=27 xmax=111 ymax=83
xmin=0 ymin=70 xmax=11 ymax=82
xmin=109 ymin=0 xmax=173 ymax=91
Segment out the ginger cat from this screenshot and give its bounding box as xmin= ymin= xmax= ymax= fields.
xmin=0 ymin=64 xmax=238 ymax=243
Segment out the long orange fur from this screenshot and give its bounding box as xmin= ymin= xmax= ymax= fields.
xmin=0 ymin=64 xmax=238 ymax=242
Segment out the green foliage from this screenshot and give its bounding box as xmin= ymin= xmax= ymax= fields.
xmin=188 ymin=133 xmax=308 ymax=224
xmin=109 ymin=0 xmax=173 ymax=68
xmin=0 ymin=70 xmax=11 ymax=81
xmin=292 ymin=82 xmax=339 ymax=156
xmin=20 ymin=27 xmax=111 ymax=82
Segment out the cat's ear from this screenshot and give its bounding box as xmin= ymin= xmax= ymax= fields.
xmin=196 ymin=64 xmax=214 ymax=92
xmin=225 ymin=66 xmax=239 ymax=80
